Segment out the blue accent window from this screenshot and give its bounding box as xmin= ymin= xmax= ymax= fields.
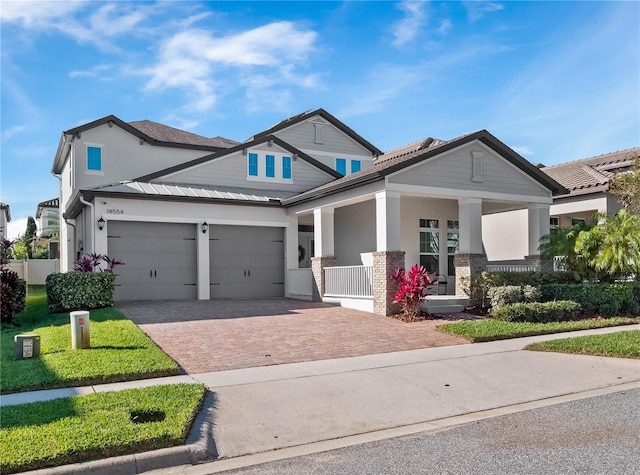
xmin=351 ymin=160 xmax=361 ymax=173
xmin=87 ymin=146 xmax=102 ymax=171
xmin=248 ymin=153 xmax=258 ymax=176
xmin=282 ymin=156 xmax=292 ymax=179
xmin=336 ymin=158 xmax=346 ymax=175
xmin=266 ymin=154 xmax=275 ymax=178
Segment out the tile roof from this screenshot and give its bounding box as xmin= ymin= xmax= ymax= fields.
xmin=36 ymin=198 xmax=59 ymax=218
xmin=541 ymin=147 xmax=639 ymax=195
xmin=128 ymin=120 xmax=239 ymax=148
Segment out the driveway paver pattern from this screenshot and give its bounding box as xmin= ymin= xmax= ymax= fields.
xmin=117 ymin=299 xmax=469 ymax=374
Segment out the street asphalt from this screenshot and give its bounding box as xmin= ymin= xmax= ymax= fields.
xmin=8 ymin=323 xmax=640 ymax=475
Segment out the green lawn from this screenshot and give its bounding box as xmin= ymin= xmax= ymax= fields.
xmin=526 ymin=330 xmax=640 ymax=359
xmin=0 ymin=384 xmax=206 ymax=474
xmin=436 ymin=317 xmax=638 ymax=343
xmin=1 ymin=286 xmax=179 ymax=394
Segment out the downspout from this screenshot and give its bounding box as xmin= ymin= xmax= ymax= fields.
xmin=78 ymin=195 xmax=95 ymax=254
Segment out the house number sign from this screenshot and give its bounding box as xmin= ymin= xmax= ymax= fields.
xmin=107 ymin=209 xmax=125 ymax=214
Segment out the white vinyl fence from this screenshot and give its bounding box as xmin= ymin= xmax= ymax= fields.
xmin=6 ymin=259 xmax=60 ymax=285
xmin=288 ymin=268 xmax=313 ymax=298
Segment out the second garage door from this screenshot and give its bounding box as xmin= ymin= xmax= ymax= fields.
xmin=108 ymin=221 xmax=197 ymax=301
xmin=209 ymin=225 xmax=285 ymax=298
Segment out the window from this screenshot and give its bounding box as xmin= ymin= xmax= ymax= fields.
xmin=336 ymin=158 xmax=347 ymax=175
xmin=351 ymin=160 xmax=361 ymax=173
xmin=419 ymin=219 xmax=439 ymax=274
xmin=571 ymin=218 xmax=586 ymax=226
xmin=471 ymin=151 xmax=484 ymax=182
xmin=550 ymin=217 xmax=559 ymax=227
xmin=282 ymin=156 xmax=292 ymax=179
xmin=248 ymin=153 xmax=258 ymax=176
xmin=87 ymin=146 xmax=102 ymax=171
xmin=266 ymin=154 xmax=275 ymax=178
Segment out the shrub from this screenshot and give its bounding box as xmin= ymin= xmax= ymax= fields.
xmin=488 ymin=285 xmax=542 ymax=309
xmin=493 ymin=300 xmax=582 ymax=323
xmin=391 ymin=265 xmax=436 ymax=318
xmin=484 ymin=271 xmax=578 ymax=288
xmin=540 ymin=282 xmax=638 ymax=317
xmin=46 ymin=272 xmax=116 ymax=313
xmin=0 ymin=238 xmax=27 ymax=324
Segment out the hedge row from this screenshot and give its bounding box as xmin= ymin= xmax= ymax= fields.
xmin=46 ymin=272 xmax=115 ymax=313
xmin=540 ymin=283 xmax=639 ymax=317
xmin=493 ymin=300 xmax=582 ymax=323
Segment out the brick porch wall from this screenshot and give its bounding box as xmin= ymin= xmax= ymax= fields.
xmin=524 ymin=255 xmax=554 ymax=272
xmin=311 ymin=256 xmax=337 ymax=301
xmin=372 ymin=251 xmax=405 ymax=316
xmin=454 ymin=253 xmax=488 ymax=297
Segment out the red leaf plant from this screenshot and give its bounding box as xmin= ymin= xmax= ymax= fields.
xmin=391 ymin=265 xmax=437 ymax=319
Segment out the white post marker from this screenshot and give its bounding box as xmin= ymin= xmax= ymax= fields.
xmin=70 ymin=311 xmax=90 ymax=349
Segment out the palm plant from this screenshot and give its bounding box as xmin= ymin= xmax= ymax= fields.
xmin=539 ymin=220 xmax=595 ymax=280
xmin=576 ymin=209 xmax=640 ymax=279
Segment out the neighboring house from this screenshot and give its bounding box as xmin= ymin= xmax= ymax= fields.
xmin=0 ymin=202 xmax=10 ymax=239
xmin=483 ymin=147 xmax=639 ymax=261
xmin=52 ymin=109 xmax=566 ymax=314
xmin=36 ymin=198 xmax=60 ymax=259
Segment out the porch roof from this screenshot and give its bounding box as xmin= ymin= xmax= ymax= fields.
xmin=282 ymin=129 xmax=568 ymax=207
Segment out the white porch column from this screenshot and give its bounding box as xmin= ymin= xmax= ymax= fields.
xmin=528 ymin=203 xmax=550 ymax=256
xmin=458 ymin=197 xmax=483 ymax=254
xmin=375 ymin=190 xmax=402 ymax=251
xmin=313 ymin=207 xmax=334 ymax=257
xmin=197 ymin=222 xmax=210 ymax=300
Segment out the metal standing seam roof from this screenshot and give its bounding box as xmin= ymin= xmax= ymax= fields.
xmin=541 ymin=147 xmax=640 ymax=195
xmin=86 ymin=181 xmax=300 ymax=202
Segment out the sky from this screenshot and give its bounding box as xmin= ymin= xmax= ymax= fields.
xmin=1 ymin=0 xmax=639 ymax=239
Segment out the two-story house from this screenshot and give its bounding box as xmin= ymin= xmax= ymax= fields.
xmin=52 ymin=109 xmax=566 ymax=315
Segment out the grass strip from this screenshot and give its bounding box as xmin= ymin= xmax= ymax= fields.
xmin=0 ymin=383 xmax=206 ymax=474
xmin=436 ymin=317 xmax=638 ymax=343
xmin=525 ymin=330 xmax=640 ymax=359
xmin=1 ymin=286 xmax=179 ymax=394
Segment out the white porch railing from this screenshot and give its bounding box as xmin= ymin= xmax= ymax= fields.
xmin=288 ymin=268 xmax=313 ymax=297
xmin=486 ymin=264 xmax=539 ymax=272
xmin=324 ymin=265 xmax=373 ymax=298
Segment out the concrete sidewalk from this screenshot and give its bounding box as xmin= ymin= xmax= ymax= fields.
xmin=9 ymin=324 xmax=640 ymax=475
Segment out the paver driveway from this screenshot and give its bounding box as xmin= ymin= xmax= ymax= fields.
xmin=117 ymin=299 xmax=469 ymax=374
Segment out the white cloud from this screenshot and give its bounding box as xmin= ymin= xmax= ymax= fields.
xmin=512 ymin=146 xmax=533 ymax=156
xmin=437 ymin=19 xmax=452 ymax=35
xmin=464 ymin=1 xmax=504 ymax=22
xmin=2 ymin=125 xmax=26 ymax=140
xmin=142 ymin=22 xmax=319 ymax=112
xmin=391 ymin=1 xmax=427 ymax=47
xmin=0 ymin=0 xmax=86 ymax=26
xmin=69 ymin=64 xmax=115 ymax=79
xmin=6 ymin=217 xmax=28 ymax=241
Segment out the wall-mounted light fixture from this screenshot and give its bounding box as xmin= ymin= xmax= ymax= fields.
xmin=202 ymin=221 xmax=209 ymax=234
xmin=97 ymin=217 xmax=105 ymax=231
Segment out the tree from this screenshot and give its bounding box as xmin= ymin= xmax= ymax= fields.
xmin=23 ymin=217 xmax=37 ymax=259
xmin=11 ymin=239 xmax=29 ymax=260
xmin=608 ymin=152 xmax=640 ymax=212
xmin=576 ymin=209 xmax=640 ymax=279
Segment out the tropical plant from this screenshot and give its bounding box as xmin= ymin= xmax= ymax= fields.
xmin=539 ymin=219 xmax=598 ymax=281
xmin=74 ymin=253 xmax=124 ymax=272
xmin=0 ymin=238 xmax=26 ymax=324
xmin=391 ymin=264 xmax=436 ymax=318
xmin=576 ymin=209 xmax=640 ymax=279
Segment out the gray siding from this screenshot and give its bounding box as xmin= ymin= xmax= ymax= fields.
xmin=274 ymin=120 xmax=373 ymax=157
xmin=388 ymin=143 xmax=550 ymax=198
xmin=159 ymin=146 xmax=336 ymax=192
xmin=73 ymin=123 xmax=208 ymax=191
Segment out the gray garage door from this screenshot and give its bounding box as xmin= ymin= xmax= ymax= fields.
xmin=108 ymin=221 xmax=197 ymax=301
xmin=209 ymin=225 xmax=284 ymax=298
